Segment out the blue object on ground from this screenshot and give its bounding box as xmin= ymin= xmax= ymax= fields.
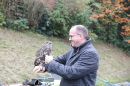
xmin=96 ymin=77 xmax=130 ymax=86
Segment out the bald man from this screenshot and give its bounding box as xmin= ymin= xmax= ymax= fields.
xmin=34 ymin=25 xmax=99 ymax=86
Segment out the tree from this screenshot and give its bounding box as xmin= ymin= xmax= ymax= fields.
xmin=90 ymin=0 xmax=130 ymax=51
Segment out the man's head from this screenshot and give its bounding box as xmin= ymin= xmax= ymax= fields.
xmin=69 ymin=25 xmax=88 ymax=47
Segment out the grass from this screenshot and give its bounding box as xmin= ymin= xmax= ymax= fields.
xmin=0 ymin=28 xmax=130 ymax=85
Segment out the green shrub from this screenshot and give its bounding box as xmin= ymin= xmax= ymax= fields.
xmin=13 ymin=17 xmax=29 ymax=31
xmin=3 ymin=0 xmax=28 ymax=20
xmin=5 ymin=19 xmax=14 ymax=28
xmin=92 ymin=21 xmax=119 ymax=43
xmin=118 ymin=35 xmax=130 ymax=51
xmin=49 ymin=0 xmax=70 ymax=37
xmin=49 ymin=0 xmax=100 ymax=40
xmin=25 ymin=0 xmax=49 ymax=28
xmin=0 ymin=12 xmax=6 ymax=27
xmin=36 ymin=14 xmax=53 ymax=36
xmin=88 ymin=30 xmax=98 ymax=42
xmin=3 ymin=0 xmax=28 ymax=30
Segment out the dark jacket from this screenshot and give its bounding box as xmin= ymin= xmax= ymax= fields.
xmin=47 ymin=38 xmax=99 ymax=86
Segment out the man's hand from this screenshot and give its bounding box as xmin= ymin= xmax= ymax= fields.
xmin=45 ymin=55 xmax=53 ymax=64
xmin=33 ymin=66 xmax=45 ymax=74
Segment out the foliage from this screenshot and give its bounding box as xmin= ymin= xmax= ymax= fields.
xmin=24 ymin=0 xmax=55 ymax=28
xmin=2 ymin=0 xmax=28 ymax=31
xmin=1 ymin=0 xmax=99 ymax=40
xmin=91 ymin=0 xmax=130 ymax=52
xmin=36 ymin=13 xmax=53 ymax=36
xmin=118 ymin=35 xmax=130 ymax=56
xmin=0 ymin=0 xmax=4 ymax=12
xmin=4 ymin=19 xmax=14 ymax=28
xmin=12 ymin=0 xmax=28 ymax=19
xmin=2 ymin=0 xmax=28 ymax=20
xmin=0 ymin=1 xmax=6 ymax=27
xmin=88 ymin=30 xmax=98 ymax=42
xmin=49 ymin=0 xmax=99 ymax=40
xmin=13 ymin=17 xmax=29 ymax=31
xmin=49 ymin=0 xmax=70 ymax=37
xmin=91 ymin=20 xmax=119 ymax=44
xmin=2 ymin=0 xmax=130 ymax=52
xmin=22 ymin=0 xmax=55 ymax=36
xmin=4 ymin=17 xmax=29 ymax=31
xmin=0 ymin=11 xmax=6 ymax=27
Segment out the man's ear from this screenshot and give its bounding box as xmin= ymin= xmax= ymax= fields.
xmin=80 ymin=34 xmax=84 ymax=39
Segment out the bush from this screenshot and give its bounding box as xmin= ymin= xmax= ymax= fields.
xmin=4 ymin=19 xmax=14 ymax=28
xmin=118 ymin=35 xmax=130 ymax=54
xmin=0 ymin=12 xmax=6 ymax=27
xmin=91 ymin=0 xmax=130 ymax=55
xmin=0 ymin=1 xmax=6 ymax=27
xmin=5 ymin=18 xmax=29 ymax=31
xmin=49 ymin=0 xmax=70 ymax=37
xmin=88 ymin=30 xmax=98 ymax=42
xmin=25 ymin=0 xmax=51 ymax=28
xmin=92 ymin=20 xmax=119 ymax=44
xmin=49 ymin=0 xmax=100 ymax=40
xmin=36 ymin=13 xmax=53 ymax=36
xmin=13 ymin=17 xmax=29 ymax=31
xmin=2 ymin=0 xmax=28 ymax=20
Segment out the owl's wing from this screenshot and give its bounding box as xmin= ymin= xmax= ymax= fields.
xmin=34 ymin=57 xmax=41 ymax=66
xmin=35 ymin=46 xmax=46 ymax=57
xmin=34 ymin=41 xmax=52 ymax=66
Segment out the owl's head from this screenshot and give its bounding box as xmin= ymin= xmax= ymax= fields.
xmin=43 ymin=41 xmax=53 ymax=49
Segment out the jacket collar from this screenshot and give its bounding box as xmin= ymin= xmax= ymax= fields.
xmin=72 ymin=38 xmax=91 ymax=53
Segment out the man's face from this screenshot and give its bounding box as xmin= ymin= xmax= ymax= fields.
xmin=69 ymin=27 xmax=80 ymax=47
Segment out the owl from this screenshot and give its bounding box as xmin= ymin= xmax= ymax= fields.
xmin=34 ymin=41 xmax=52 ymax=66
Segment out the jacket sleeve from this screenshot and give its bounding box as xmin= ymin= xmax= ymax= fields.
xmin=44 ymin=49 xmax=71 ymax=73
xmin=47 ymin=51 xmax=99 ymax=80
xmin=53 ymin=55 xmax=66 ymax=65
xmin=52 ymin=49 xmax=71 ymax=65
xmin=44 ymin=55 xmax=67 ymax=73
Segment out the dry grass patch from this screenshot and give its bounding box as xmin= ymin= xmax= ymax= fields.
xmin=0 ymin=28 xmax=70 ymax=84
xmin=94 ymin=41 xmax=130 ymax=84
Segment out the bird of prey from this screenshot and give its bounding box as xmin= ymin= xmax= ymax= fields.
xmin=34 ymin=41 xmax=52 ymax=66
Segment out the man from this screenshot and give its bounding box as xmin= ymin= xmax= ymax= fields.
xmin=33 ymin=25 xmax=99 ymax=86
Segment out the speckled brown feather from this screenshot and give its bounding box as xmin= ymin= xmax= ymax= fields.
xmin=34 ymin=41 xmax=52 ymax=66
